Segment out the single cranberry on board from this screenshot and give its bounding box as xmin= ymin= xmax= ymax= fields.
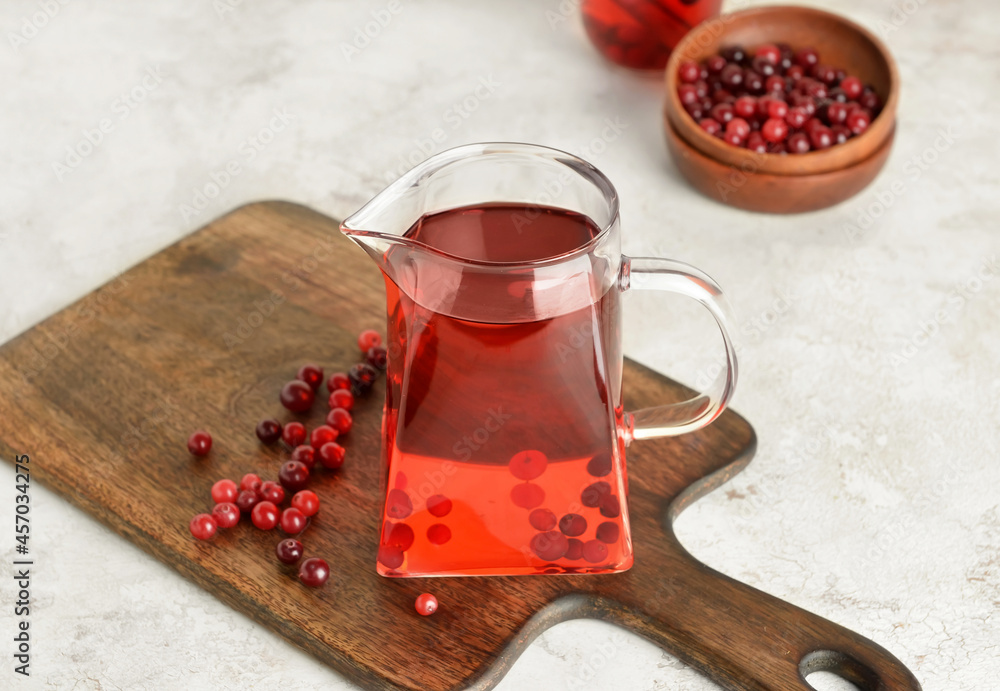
xmin=251 ymin=501 xmax=279 ymax=530
xmin=348 ymin=363 xmax=378 ymax=397
xmin=414 ymin=593 xmax=438 ymax=616
xmin=212 ymin=502 xmax=240 ymax=529
xmin=328 ymin=389 xmax=354 ymax=412
xmin=235 ymin=489 xmax=261 ymax=514
xmin=309 ymin=425 xmax=339 ymax=450
xmin=276 ymin=538 xmax=304 ymax=565
xmin=240 ymin=473 xmax=262 ymax=493
xmin=279 ymin=507 xmax=307 ymax=535
xmin=280 ymin=380 xmax=315 ymax=412
xmin=317 ymin=442 xmax=345 ymax=470
xmin=255 ymin=418 xmax=282 ymax=445
xmin=278 ymin=460 xmax=310 ymax=492
xmin=327 ymin=372 xmax=350 ymax=392
xmin=211 ymin=479 xmax=238 ymax=504
xmin=326 ymin=407 xmax=353 ymax=435
xmin=299 ymin=557 xmax=330 ymax=588
xmin=296 ymin=363 xmax=324 ymax=392
xmin=260 ymin=480 xmax=285 ymax=505
xmin=186 ymin=430 xmax=212 ymax=457
xmin=189 ymin=513 xmax=217 ymax=540
xmin=290 ymin=445 xmax=316 ymax=469
xmin=281 ymin=421 xmax=307 ymax=448
xmin=357 ymin=329 xmax=382 ymax=353
xmin=291 ymin=490 xmax=319 ymax=517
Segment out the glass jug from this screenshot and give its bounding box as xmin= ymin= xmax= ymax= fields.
xmin=342 ymin=143 xmax=737 ymax=577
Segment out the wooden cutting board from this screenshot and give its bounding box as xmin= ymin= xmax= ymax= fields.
xmin=0 ymin=202 xmax=920 ymax=690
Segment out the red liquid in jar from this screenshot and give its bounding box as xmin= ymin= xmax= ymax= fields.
xmin=582 ymin=0 xmax=723 ymax=70
xmin=377 ymin=204 xmax=631 ymax=576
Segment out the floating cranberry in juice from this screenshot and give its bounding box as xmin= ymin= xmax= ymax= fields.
xmin=342 ymin=143 xmax=740 ymax=578
xmin=582 ymin=0 xmax=723 ymax=70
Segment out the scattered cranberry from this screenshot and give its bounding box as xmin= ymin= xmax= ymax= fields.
xmin=235 ymin=489 xmax=261 ymax=513
xmin=251 ymin=501 xmax=279 ymax=530
xmin=212 ymin=502 xmax=240 ymax=529
xmin=582 ymin=539 xmax=608 ymax=564
xmin=794 ymin=47 xmax=819 ymax=68
xmin=710 ymin=102 xmax=734 ymax=124
xmin=386 ymin=488 xmax=412 ymax=519
xmin=296 ymin=363 xmax=324 ymax=392
xmin=357 ymin=329 xmax=382 ymax=353
xmin=378 ymin=545 xmax=404 ymax=569
xmin=291 ymin=490 xmax=319 ymax=517
xmin=565 ymin=538 xmax=584 ymax=560
xmin=846 ymin=109 xmax=871 ymax=135
xmin=348 ymin=363 xmax=378 ymax=397
xmin=810 ymin=126 xmax=834 ymax=150
xmin=510 ymin=482 xmax=545 ymax=509
xmin=326 ymin=407 xmax=353 ymax=435
xmin=587 ymin=452 xmax=612 ymax=478
xmin=529 ymin=508 xmax=558 ymax=531
xmin=279 ymin=507 xmax=308 ymax=534
xmin=733 ymin=95 xmax=756 ymax=119
xmin=211 ymin=479 xmax=238 ymax=504
xmin=278 ymin=460 xmax=310 ymax=492
xmin=240 ymin=473 xmax=262 ymax=493
xmin=187 ymin=430 xmax=212 ymax=457
xmin=531 ymin=531 xmax=569 ymax=561
xmin=558 ymin=514 xmax=587 ymax=537
xmin=276 ymin=538 xmax=304 ymax=565
xmin=415 ymin=593 xmax=438 ymax=616
xmin=384 ymin=522 xmax=414 ymax=550
xmin=329 ymin=389 xmax=354 ymax=411
xmin=327 ymin=372 xmax=350 ymax=392
xmin=600 ymin=495 xmax=621 ymax=518
xmin=189 ymin=513 xmax=217 ymax=540
xmin=787 ymin=132 xmax=811 ymax=154
xmin=596 ymin=521 xmax=621 ymax=544
xmin=255 ymin=418 xmax=282 ymax=445
xmin=260 ymin=480 xmax=285 ymax=505
xmin=699 ymin=118 xmax=721 ymax=136
xmin=280 ymin=380 xmax=315 ymax=413
xmin=318 ymin=442 xmax=346 ymax=470
xmin=840 ymin=75 xmax=863 ymax=100
xmin=508 ymin=450 xmax=548 ymax=481
xmin=309 ymin=425 xmax=339 ymax=450
xmin=281 ymin=421 xmax=307 ymax=448
xmin=365 ymin=346 xmax=388 ymax=371
xmin=291 ymin=445 xmax=316 ymax=469
xmin=299 ymin=557 xmax=330 ymax=588
xmin=581 ymin=481 xmax=611 ymax=508
xmin=677 ymin=60 xmax=700 ymax=83
xmin=427 ymin=524 xmax=451 ymax=544
xmin=426 ymin=494 xmax=452 ymax=518
xmin=761 ymin=118 xmax=788 ymax=143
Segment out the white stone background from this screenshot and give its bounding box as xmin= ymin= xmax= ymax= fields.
xmin=0 ymin=0 xmax=997 ymax=689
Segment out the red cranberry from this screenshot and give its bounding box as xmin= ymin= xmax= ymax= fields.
xmin=733 ymin=95 xmax=756 ymax=119
xmin=828 ymin=87 xmax=848 ymax=103
xmin=581 ymin=481 xmax=611 ymax=508
xmin=743 ymin=70 xmax=764 ymax=94
xmin=824 ymin=102 xmax=848 ymax=125
xmin=794 ymin=47 xmax=819 ymax=68
xmin=587 ymin=452 xmax=612 ymax=478
xmin=785 ymin=65 xmax=805 ymax=81
xmin=509 ymin=450 xmax=548 ymax=481
xmin=426 ymin=494 xmax=452 ymax=517
xmin=378 ymin=545 xmax=404 ymax=569
xmin=726 ymin=117 xmax=750 ymax=141
xmin=328 ymin=389 xmax=354 ymax=411
xmin=765 ymin=75 xmax=785 ymax=94
xmin=291 ymin=490 xmax=319 ymax=517
xmin=767 ymin=99 xmax=789 ymax=120
xmin=565 ymin=538 xmax=584 ymax=560
xmin=326 ymin=407 xmax=353 ymax=435
xmin=386 ymin=488 xmax=412 ymax=519
xmin=510 ymin=482 xmax=545 ymax=509
xmin=280 ymin=507 xmax=307 ymax=534
xmin=831 ymin=124 xmax=851 ymax=145
xmin=187 ymin=430 xmax=212 ymax=457
xmin=858 ymin=87 xmax=882 ymax=113
xmin=211 ymin=502 xmax=240 ymax=529
xmin=296 ymin=363 xmax=324 ymax=392
xmin=846 ymin=109 xmax=871 ymax=135
xmin=684 ymin=102 xmax=705 ymax=121
xmin=211 ymin=479 xmax=238 ymax=504
xmin=357 ymin=329 xmax=382 ymax=352
xmin=310 ymin=424 xmax=339 ymax=450
xmin=804 ymin=117 xmax=825 ymax=135
xmin=719 ymin=63 xmax=743 ymax=89
xmin=251 ymin=501 xmax=279 ymax=530
xmin=235 ymin=489 xmax=261 ymax=513
xmin=600 ymin=494 xmax=621 ymax=518
xmin=840 ymin=75 xmax=863 ymax=100
xmin=558 ymin=514 xmax=587 ymax=537
xmin=582 ymin=539 xmax=608 ymax=564
xmin=746 ymin=132 xmax=767 ymax=153
xmin=751 ymin=56 xmax=776 ymax=78
xmin=761 ymin=118 xmax=789 ymax=143
xmin=811 ymin=64 xmax=838 ymax=85
xmin=699 ymin=119 xmax=721 ymax=136
xmin=710 ymin=102 xmax=734 ymax=124
xmin=299 ymin=557 xmax=329 ymax=587
xmin=327 ymin=372 xmax=350 ymax=391
xmin=255 ymin=418 xmax=282 ymax=445
xmin=318 ymin=442 xmax=345 ymax=470
xmin=768 ymin=142 xmax=788 ymax=155
xmin=281 ymin=421 xmax=306 ymax=448
xmin=240 ymin=473 xmax=262 ymax=493
xmin=365 ymin=346 xmax=388 ymax=371
xmin=348 ymin=363 xmax=378 ymax=397
xmin=711 ymin=88 xmax=734 ymax=104
xmin=291 ymin=445 xmax=316 ymax=469
xmin=278 ymin=460 xmax=310 ymax=492
xmin=678 ymin=60 xmax=700 ymax=83
xmin=678 ymin=84 xmax=698 ymax=107
xmin=384 ymin=522 xmax=415 ymax=550
xmin=596 ymin=521 xmax=621 ymax=544
xmin=260 ymin=480 xmax=285 ymax=505
xmin=754 ymin=43 xmax=780 ymax=64
xmin=276 ymin=538 xmax=304 ymax=565
xmin=785 ymin=106 xmax=808 ymax=129
xmin=719 ymin=45 xmax=746 ymax=64
xmin=791 ymin=93 xmax=817 ymax=116
xmin=705 ymin=55 xmax=726 ymax=74
xmin=809 ymin=126 xmax=834 ymax=150
xmin=415 ymin=593 xmax=438 ymax=616
xmin=692 ymin=80 xmax=709 ymax=99
xmin=722 ymin=131 xmax=743 ymax=147
xmin=529 ymin=508 xmax=558 ymax=531
xmin=787 ymin=132 xmax=811 ymax=154
xmin=531 ymin=531 xmax=569 ymax=561
xmin=189 ymin=513 xmax=217 ymax=540
xmin=427 ymin=523 xmax=451 ymax=544
xmin=280 ymin=380 xmax=315 ymax=412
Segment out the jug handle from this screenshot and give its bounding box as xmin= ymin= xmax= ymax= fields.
xmin=621 ymin=256 xmax=739 ymax=441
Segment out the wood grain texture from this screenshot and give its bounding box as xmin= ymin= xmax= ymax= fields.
xmin=0 ymin=202 xmax=920 ymax=690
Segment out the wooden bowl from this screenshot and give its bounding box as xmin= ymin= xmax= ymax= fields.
xmin=663 ymin=5 xmax=899 ymax=212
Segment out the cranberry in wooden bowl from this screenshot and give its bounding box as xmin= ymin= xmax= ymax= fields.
xmin=662 ymin=6 xmax=899 ymax=213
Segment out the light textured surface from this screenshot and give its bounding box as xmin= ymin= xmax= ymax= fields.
xmin=0 ymin=0 xmax=996 ymax=689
